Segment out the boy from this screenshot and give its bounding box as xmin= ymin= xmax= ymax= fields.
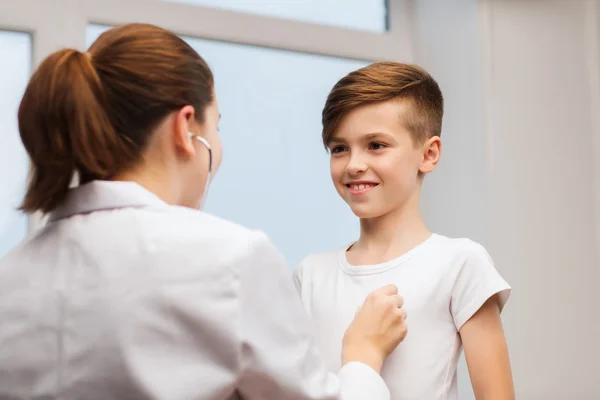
xmin=294 ymin=62 xmax=514 ymax=400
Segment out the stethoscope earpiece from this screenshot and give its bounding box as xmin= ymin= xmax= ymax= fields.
xmin=188 ymin=131 xmax=213 ymax=209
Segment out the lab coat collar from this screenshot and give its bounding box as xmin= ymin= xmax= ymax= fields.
xmin=47 ymin=180 xmax=168 ymax=222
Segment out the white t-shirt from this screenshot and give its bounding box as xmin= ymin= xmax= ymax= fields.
xmin=293 ymin=233 xmax=511 ymax=400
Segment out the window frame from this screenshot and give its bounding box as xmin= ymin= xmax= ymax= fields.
xmin=0 ymin=0 xmax=413 ymax=233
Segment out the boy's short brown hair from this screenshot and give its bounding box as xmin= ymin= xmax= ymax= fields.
xmin=322 ymin=62 xmax=444 ymax=147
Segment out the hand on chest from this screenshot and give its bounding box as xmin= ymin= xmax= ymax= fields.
xmin=308 ymin=269 xmax=458 ymax=373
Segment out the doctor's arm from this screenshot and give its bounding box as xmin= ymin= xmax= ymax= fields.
xmin=236 ymin=232 xmax=405 ymax=400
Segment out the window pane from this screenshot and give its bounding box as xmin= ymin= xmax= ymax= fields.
xmin=0 ymin=31 xmax=31 ymax=257
xmin=164 ymin=0 xmax=387 ymax=33
xmin=88 ymin=25 xmax=367 ymax=266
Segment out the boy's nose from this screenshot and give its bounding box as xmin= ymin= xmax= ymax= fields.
xmin=346 ymin=155 xmax=368 ymax=175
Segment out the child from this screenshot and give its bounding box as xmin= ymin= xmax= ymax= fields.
xmin=294 ymin=62 xmax=514 ymax=400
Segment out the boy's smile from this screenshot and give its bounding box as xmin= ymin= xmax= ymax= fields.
xmin=345 ymin=180 xmax=380 ymax=196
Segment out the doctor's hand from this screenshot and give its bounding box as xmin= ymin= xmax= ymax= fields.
xmin=341 ymin=284 xmax=407 ymax=374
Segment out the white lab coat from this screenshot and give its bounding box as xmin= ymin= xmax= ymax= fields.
xmin=0 ymin=180 xmax=389 ymax=400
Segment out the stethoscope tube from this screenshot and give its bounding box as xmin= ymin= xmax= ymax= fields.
xmin=189 ymin=132 xmax=212 ymax=209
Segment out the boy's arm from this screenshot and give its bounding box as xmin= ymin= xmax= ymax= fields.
xmin=460 ymin=294 xmax=515 ymax=400
xmin=449 ymin=241 xmax=513 ymax=400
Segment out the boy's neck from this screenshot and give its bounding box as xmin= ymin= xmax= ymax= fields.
xmin=349 ymin=197 xmax=431 ymax=265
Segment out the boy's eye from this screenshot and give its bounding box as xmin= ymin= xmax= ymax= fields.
xmin=330 ymin=146 xmax=346 ymax=154
xmin=369 ymin=142 xmax=386 ymax=150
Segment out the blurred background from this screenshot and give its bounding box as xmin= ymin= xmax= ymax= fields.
xmin=0 ymin=0 xmax=598 ymax=398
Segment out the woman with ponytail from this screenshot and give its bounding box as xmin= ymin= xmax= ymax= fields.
xmin=0 ymin=23 xmax=407 ymax=400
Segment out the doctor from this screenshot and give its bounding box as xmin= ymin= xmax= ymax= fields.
xmin=0 ymin=23 xmax=408 ymax=399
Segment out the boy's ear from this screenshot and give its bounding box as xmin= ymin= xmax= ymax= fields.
xmin=419 ymin=136 xmax=441 ymax=174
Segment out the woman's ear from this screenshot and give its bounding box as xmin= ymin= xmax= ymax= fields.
xmin=173 ymin=105 xmax=196 ymax=157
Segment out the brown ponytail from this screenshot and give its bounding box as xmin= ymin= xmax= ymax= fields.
xmin=18 ymin=49 xmax=132 ymax=213
xmin=17 ymin=23 xmax=214 ymax=214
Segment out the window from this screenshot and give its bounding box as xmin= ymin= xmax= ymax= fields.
xmin=164 ymin=0 xmax=389 ymax=32
xmin=0 ymin=31 xmax=32 ymax=256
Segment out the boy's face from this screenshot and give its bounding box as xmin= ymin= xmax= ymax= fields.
xmin=328 ymin=99 xmax=440 ymax=219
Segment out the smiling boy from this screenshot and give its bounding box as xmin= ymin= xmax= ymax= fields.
xmin=293 ymin=62 xmax=514 ymax=400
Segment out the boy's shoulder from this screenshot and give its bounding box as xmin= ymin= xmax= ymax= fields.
xmin=429 ymin=234 xmax=491 ymax=258
xmin=297 ymin=247 xmax=343 ymax=268
xmin=422 ymin=235 xmax=501 ymax=286
xmin=294 ymin=246 xmax=346 ymax=279
xmin=428 ymin=234 xmax=493 ymax=265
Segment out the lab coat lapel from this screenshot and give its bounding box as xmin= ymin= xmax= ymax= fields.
xmin=48 ymin=180 xmax=168 ymax=222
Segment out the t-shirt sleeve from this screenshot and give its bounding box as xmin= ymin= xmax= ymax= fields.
xmin=450 ymin=241 xmax=511 ymax=330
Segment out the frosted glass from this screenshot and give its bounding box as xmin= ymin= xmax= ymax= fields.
xmin=88 ymin=25 xmax=367 ymax=267
xmin=163 ymin=0 xmax=387 ymax=32
xmin=0 ymin=31 xmax=31 ymax=256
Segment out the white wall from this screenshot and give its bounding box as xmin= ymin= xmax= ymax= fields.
xmin=414 ymin=0 xmax=600 ymax=398
xmin=591 ymin=0 xmax=600 ymax=296
xmin=484 ymin=0 xmax=599 ymax=398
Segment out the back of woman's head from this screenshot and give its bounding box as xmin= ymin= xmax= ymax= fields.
xmin=18 ymin=23 xmax=214 ymax=214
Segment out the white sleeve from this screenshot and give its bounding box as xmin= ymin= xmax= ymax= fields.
xmin=236 ymin=231 xmax=390 ymax=400
xmin=450 ymin=242 xmax=511 ymax=330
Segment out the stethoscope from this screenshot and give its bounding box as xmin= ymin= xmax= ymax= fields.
xmin=188 ymin=132 xmax=212 ymax=209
